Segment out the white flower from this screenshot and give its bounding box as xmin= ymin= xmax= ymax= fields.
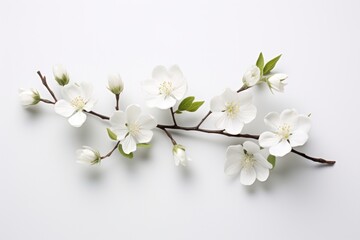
xmin=267 ymin=73 xmax=288 ymax=92
xmin=173 ymin=145 xmax=191 ymax=166
xmin=53 ymin=65 xmax=70 ymax=86
xmin=76 ymin=146 xmax=101 ymax=165
xmin=142 ymin=65 xmax=187 ymax=109
xmin=242 ymin=65 xmax=261 ymax=87
xmin=225 ymin=141 xmax=272 ymax=186
xmin=210 ymin=88 xmax=257 ymax=134
xmin=19 ymin=88 xmax=40 ymax=106
xmin=54 ymin=82 xmax=96 ymax=127
xmin=259 ymin=109 xmax=311 ymax=157
xmin=108 ymin=73 xmax=124 ymax=95
xmin=110 ymin=104 xmax=157 ymax=154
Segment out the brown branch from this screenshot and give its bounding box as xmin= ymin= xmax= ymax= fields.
xmin=40 ymin=98 xmax=55 ymax=104
xmin=85 ymin=110 xmax=110 ymax=120
xmin=291 ymin=149 xmax=335 ymax=165
xmin=37 ymin=71 xmax=57 ymax=102
xmin=170 ymin=107 xmax=178 ymax=126
xmin=101 ymin=141 xmax=120 ymax=159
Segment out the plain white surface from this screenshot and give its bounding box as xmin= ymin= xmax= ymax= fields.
xmin=1 ymin=0 xmax=360 ymax=239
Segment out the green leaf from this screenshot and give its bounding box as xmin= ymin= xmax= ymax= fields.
xmin=107 ymin=128 xmax=117 ymax=140
xmin=118 ymin=144 xmax=134 ymax=159
xmin=256 ymin=52 xmax=264 ymax=74
xmin=174 ymin=110 xmax=182 ymax=114
xmin=267 ymin=154 xmax=276 ymax=168
xmin=178 ymin=96 xmax=195 ymax=111
xmin=263 ymin=54 xmax=282 ymax=75
xmin=187 ymin=101 xmax=204 ymax=112
xmin=137 ymin=143 xmax=151 ymax=148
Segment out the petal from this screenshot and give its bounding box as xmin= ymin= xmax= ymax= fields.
xmin=214 ymin=112 xmax=228 ymax=130
xmin=243 ymin=141 xmax=260 ymax=154
xmin=289 ymin=131 xmax=309 ymax=147
xmin=259 ymin=131 xmax=281 ymax=148
xmin=280 ymin=109 xmax=298 ymax=126
xmin=225 ymin=145 xmax=244 ymax=175
xmin=68 ymin=111 xmax=87 ymax=127
xmin=112 ymin=127 xmax=128 ymax=140
xmin=254 ymin=153 xmax=273 ymax=169
xmin=152 ymin=65 xmax=169 ymax=82
xmin=254 ymin=162 xmax=270 ymax=182
xmin=62 ymin=83 xmax=81 ymax=101
xmin=264 ymin=112 xmax=281 ymax=131
xmin=238 ymin=104 xmax=257 ymax=124
xmin=110 ymin=111 xmax=126 ymax=127
xmin=83 ymin=98 xmax=97 ymax=111
xmin=210 ymin=95 xmax=225 ymax=112
xmin=80 ymin=82 xmax=93 ymax=101
xmin=126 ymin=105 xmax=141 ymax=123
xmin=237 ymin=89 xmax=253 ymax=105
xmin=142 ymin=79 xmax=159 ymax=95
xmin=146 ymin=95 xmax=176 ymax=109
xmin=169 ymin=65 xmax=184 ymax=81
xmin=295 ymin=115 xmax=311 ymax=133
xmin=269 ymin=139 xmax=292 ymax=157
xmin=225 ymin=118 xmax=244 ymax=134
xmin=171 ymin=82 xmax=187 ymax=100
xmin=134 ymin=129 xmax=153 ymax=143
xmin=54 ymin=100 xmax=76 ymax=117
xmin=121 ymin=135 xmax=137 ymax=154
xmin=222 ymin=88 xmax=238 ymax=103
xmin=240 ymin=167 xmax=256 ymax=185
xmin=137 ymin=115 xmax=157 ymax=129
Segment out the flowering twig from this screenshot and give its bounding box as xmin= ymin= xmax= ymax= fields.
xmin=37 ymin=71 xmax=57 ymax=102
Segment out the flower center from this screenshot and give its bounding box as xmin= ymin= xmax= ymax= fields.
xmin=225 ymin=102 xmax=240 ymax=118
xmin=159 ymin=81 xmax=173 ymax=96
xmin=242 ymin=153 xmax=255 ymax=168
xmin=127 ymin=123 xmax=140 ymax=136
xmin=71 ymin=96 xmax=86 ymax=110
xmin=278 ymin=123 xmax=292 ymax=139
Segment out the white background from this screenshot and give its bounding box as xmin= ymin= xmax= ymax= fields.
xmin=1 ymin=0 xmax=360 ymax=239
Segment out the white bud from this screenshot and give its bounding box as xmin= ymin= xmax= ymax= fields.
xmin=172 ymin=145 xmax=191 ymax=167
xmin=107 ymin=74 xmax=124 ymax=95
xmin=19 ymin=88 xmax=40 ymax=106
xmin=53 ymin=65 xmax=70 ymax=86
xmin=76 ymin=146 xmax=101 ymax=166
xmin=242 ymin=65 xmax=261 ymax=87
xmin=267 ymin=73 xmax=288 ymax=92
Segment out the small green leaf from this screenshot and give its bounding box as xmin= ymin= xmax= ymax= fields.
xmin=267 ymin=154 xmax=276 ymax=168
xmin=178 ymin=96 xmax=195 ymax=111
xmin=118 ymin=144 xmax=134 ymax=159
xmin=187 ymin=101 xmax=204 ymax=112
xmin=256 ymin=52 xmax=264 ymax=74
xmin=263 ymin=54 xmax=282 ymax=75
xmin=107 ymin=128 xmax=117 ymax=140
xmin=137 ymin=143 xmax=151 ymax=148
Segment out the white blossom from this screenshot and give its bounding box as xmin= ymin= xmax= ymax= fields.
xmin=19 ymin=88 xmax=40 ymax=106
xmin=267 ymin=73 xmax=288 ymax=92
xmin=142 ymin=65 xmax=187 ymax=109
xmin=210 ymin=88 xmax=257 ymax=134
xmin=110 ymin=105 xmax=157 ymax=154
xmin=242 ymin=65 xmax=261 ymax=87
xmin=225 ymin=141 xmax=272 ymax=185
xmin=53 ymin=65 xmax=70 ymax=86
xmin=259 ymin=109 xmax=311 ymax=157
xmin=54 ymin=82 xmax=97 ymax=127
xmin=108 ymin=73 xmax=124 ymax=95
xmin=76 ymin=146 xmax=101 ymax=165
xmin=173 ymin=145 xmax=191 ymax=166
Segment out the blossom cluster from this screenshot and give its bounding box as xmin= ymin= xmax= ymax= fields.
xmin=20 ymin=53 xmax=333 ymax=186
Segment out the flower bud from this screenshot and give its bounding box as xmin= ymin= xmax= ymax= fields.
xmin=267 ymin=73 xmax=288 ymax=92
xmin=172 ymin=144 xmax=191 ymax=166
xmin=53 ymin=65 xmax=70 ymax=86
xmin=19 ymin=88 xmax=40 ymax=106
xmin=107 ymin=74 xmax=124 ymax=95
xmin=242 ymin=65 xmax=261 ymax=87
xmin=76 ymin=146 xmax=101 ymax=165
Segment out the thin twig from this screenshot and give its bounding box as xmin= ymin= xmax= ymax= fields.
xmin=101 ymin=141 xmax=120 ymax=159
xmin=40 ymin=98 xmax=55 ymax=104
xmin=37 ymin=71 xmax=57 ymax=102
xmin=158 ymin=127 xmax=177 ymax=145
xmin=237 ymin=84 xmax=248 ymax=93
xmin=115 ymin=94 xmax=120 ymax=111
xmin=170 ymin=107 xmax=178 ymax=126
xmin=85 ymin=110 xmax=110 ymax=120
xmin=291 ymin=149 xmax=335 ymax=165
xmin=196 ymin=111 xmax=212 ymax=128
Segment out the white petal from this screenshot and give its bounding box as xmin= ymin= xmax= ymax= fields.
xmin=126 ymin=105 xmax=141 ymax=124
xmin=225 ymin=118 xmax=244 ymax=134
xmin=238 ymin=104 xmax=257 ymax=124
xmin=254 ymin=153 xmax=273 ymax=169
xmin=142 ymin=79 xmax=159 ymax=95
xmin=83 ymin=98 xmax=97 ymax=111
xmin=171 ymin=82 xmax=187 ymax=100
xmin=112 ymin=127 xmax=128 ymax=140
xmin=243 ymin=141 xmax=260 ymax=154
xmin=210 ymin=95 xmax=225 ymax=112
xmin=259 ymin=131 xmax=281 ymax=148
xmin=169 ymin=65 xmax=184 ymax=80
xmin=289 ymin=131 xmax=309 ymax=147
xmin=225 ymin=145 xmax=244 ymax=175
xmin=214 ymin=112 xmax=228 ymax=130
xmin=254 ymin=162 xmax=270 ymax=182
xmin=152 ymin=65 xmax=169 ymax=82
xmin=80 ymin=82 xmax=93 ymax=101
xmin=269 ymin=139 xmax=291 ymax=157
xmin=280 ymin=109 xmax=298 ymax=126
xmin=295 ymin=115 xmax=311 ymax=133
xmin=240 ymin=167 xmax=256 ymax=185
xmin=237 ymin=89 xmax=253 ymax=105
xmin=222 ymin=88 xmax=238 ymax=103
xmin=68 ymin=111 xmax=87 ymax=127
xmin=134 ymin=129 xmax=153 ymax=143
xmin=147 ymin=95 xmax=176 ymax=109
xmin=121 ymin=135 xmax=137 ymax=154
xmin=54 ymin=100 xmax=76 ymax=117
xmin=110 ymin=111 xmax=126 ymax=126
xmin=264 ymin=112 xmax=281 ymax=131
xmin=62 ymin=83 xmax=81 ymax=101
xmin=137 ymin=115 xmax=157 ymax=129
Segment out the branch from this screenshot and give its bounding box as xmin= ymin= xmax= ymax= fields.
xmin=101 ymin=141 xmax=120 ymax=159
xmin=85 ymin=110 xmax=110 ymax=120
xmin=170 ymin=107 xmax=178 ymax=126
xmin=37 ymin=71 xmax=57 ymax=102
xmin=291 ymin=149 xmax=335 ymax=165
xmin=40 ymin=98 xmax=55 ymax=104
